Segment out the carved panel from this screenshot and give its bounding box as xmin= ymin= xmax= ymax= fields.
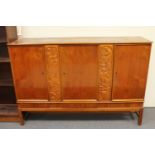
xmin=45 ymin=45 xmax=61 ymax=101
xmin=98 ymin=45 xmax=113 ymax=101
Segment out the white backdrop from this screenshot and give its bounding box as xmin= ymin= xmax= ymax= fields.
xmin=18 ymin=26 xmax=155 ymax=107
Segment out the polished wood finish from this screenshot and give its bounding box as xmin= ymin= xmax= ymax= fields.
xmin=9 ymin=46 xmax=49 ymax=100
xmin=8 ymin=37 xmax=152 ymax=125
xmin=98 ymin=45 xmax=113 ymax=101
xmin=18 ymin=102 xmax=143 ymax=111
xmin=60 ymin=45 xmax=98 ymax=100
xmin=18 ymin=109 xmax=24 ymax=125
xmin=138 ymin=109 xmax=144 ymax=126
xmin=8 ymin=37 xmax=151 ymax=45
xmin=45 ymin=45 xmax=61 ymax=101
xmin=112 ymin=45 xmax=151 ymax=101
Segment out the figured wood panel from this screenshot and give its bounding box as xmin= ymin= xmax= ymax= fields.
xmin=60 ymin=45 xmax=98 ymax=100
xmin=112 ymin=44 xmax=151 ymax=101
xmin=9 ymin=46 xmax=48 ymax=100
xmin=45 ymin=45 xmax=61 ymax=101
xmin=98 ymin=45 xmax=113 ymax=101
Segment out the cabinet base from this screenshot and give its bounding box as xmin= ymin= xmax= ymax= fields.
xmin=18 ymin=110 xmax=144 ymax=126
xmin=18 ymin=102 xmax=144 ymax=126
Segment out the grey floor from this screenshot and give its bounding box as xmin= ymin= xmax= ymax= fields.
xmin=0 ymin=108 xmax=155 ymax=129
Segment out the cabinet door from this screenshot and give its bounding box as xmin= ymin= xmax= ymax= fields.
xmin=60 ymin=45 xmax=98 ymax=100
xmin=112 ymin=45 xmax=151 ymax=101
xmin=9 ymin=46 xmax=48 ymax=101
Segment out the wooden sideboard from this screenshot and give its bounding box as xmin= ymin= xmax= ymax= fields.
xmin=8 ymin=37 xmax=152 ymax=125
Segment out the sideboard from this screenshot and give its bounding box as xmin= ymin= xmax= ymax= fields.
xmin=8 ymin=37 xmax=152 ymax=125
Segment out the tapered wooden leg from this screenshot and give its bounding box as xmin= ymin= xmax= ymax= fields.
xmin=18 ymin=110 xmax=24 ymax=125
xmin=138 ymin=109 xmax=143 ymax=126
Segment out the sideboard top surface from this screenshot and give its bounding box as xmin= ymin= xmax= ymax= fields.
xmin=8 ymin=37 xmax=151 ymax=45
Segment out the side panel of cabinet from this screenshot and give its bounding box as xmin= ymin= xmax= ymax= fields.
xmin=9 ymin=46 xmax=49 ymax=101
xmin=112 ymin=44 xmax=151 ymax=101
